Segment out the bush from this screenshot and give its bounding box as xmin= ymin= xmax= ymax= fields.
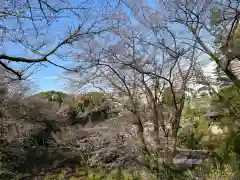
xmin=42 ymin=167 xmax=156 ymax=180
xmin=179 ymin=115 xmax=210 ymax=149
xmin=190 ymin=155 xmax=239 ymax=180
xmin=68 ymin=92 xmax=109 ymax=124
xmin=38 ymin=91 xmax=67 ymax=104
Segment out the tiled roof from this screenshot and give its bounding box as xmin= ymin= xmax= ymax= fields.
xmin=204 ymin=111 xmax=221 ymax=117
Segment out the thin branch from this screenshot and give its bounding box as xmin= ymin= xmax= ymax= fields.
xmin=0 ymin=61 xmax=22 ymax=79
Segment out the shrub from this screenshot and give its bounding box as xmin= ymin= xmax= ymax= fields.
xmin=68 ymin=92 xmax=109 ymax=124
xmin=38 ymin=91 xmax=67 ymax=104
xmin=190 ymin=155 xmax=239 ymax=180
xmin=179 ymin=115 xmax=210 ymax=149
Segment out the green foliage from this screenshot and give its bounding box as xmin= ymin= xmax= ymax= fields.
xmin=38 ymin=91 xmax=67 ymax=104
xmin=191 ymin=154 xmax=239 ymax=180
xmin=44 ymin=169 xmax=67 ymax=180
xmin=43 ymin=168 xmax=150 ymax=180
xmin=0 ymin=152 xmax=20 ymax=179
xmin=89 ymin=92 xmax=105 ymax=105
xmin=76 ymin=92 xmax=105 ymax=106
xmin=41 ymin=167 xmax=199 ymax=180
xmin=162 ymin=87 xmax=171 ymax=105
xmin=204 ymin=165 xmax=236 ymax=180
xmin=182 ymin=99 xmax=208 ymax=122
xmin=210 ymin=6 xmax=222 ymax=27
xmin=202 ymin=85 xmax=240 ymax=167
xmin=181 ymin=94 xmax=212 ymax=150
xmin=185 ymin=95 xmax=192 ymax=105
xmin=210 ymin=5 xmax=240 ymax=55
xmin=69 ymin=92 xmax=106 ymax=119
xmin=214 ymin=85 xmax=240 ymax=116
xmin=212 ymin=85 xmax=240 ymax=129
xmin=162 ymin=87 xmax=176 ymax=106
xmin=199 ymin=92 xmax=209 ymax=99
xmin=68 ymin=106 xmax=79 ymax=119
xmin=179 ymin=115 xmax=210 ymax=149
xmin=192 ymin=97 xmax=210 ymax=113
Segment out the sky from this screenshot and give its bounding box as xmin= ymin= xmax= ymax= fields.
xmin=1 ymin=0 xmax=92 ymax=93
xmin=1 ymin=0 xmax=125 ymax=93
xmin=3 ymin=33 xmax=71 ymax=93
xmin=1 ymin=0 xmax=216 ymax=94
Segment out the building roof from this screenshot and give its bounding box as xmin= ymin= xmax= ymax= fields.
xmin=204 ymin=110 xmax=223 ymax=117
xmin=197 ymin=86 xmax=209 ymax=92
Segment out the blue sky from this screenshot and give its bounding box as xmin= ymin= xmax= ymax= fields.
xmin=1 ymin=0 xmax=132 ymax=93
xmin=1 ymin=0 xmax=214 ymax=94
xmin=1 ymin=0 xmax=96 ymax=93
xmin=3 ymin=29 xmax=71 ymax=93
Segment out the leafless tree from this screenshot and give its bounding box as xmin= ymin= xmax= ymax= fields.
xmin=161 ymin=0 xmax=240 ymax=87
xmin=67 ymin=4 xmax=201 ymax=173
xmin=0 ymin=0 xmax=118 ymax=81
xmin=6 ymin=79 xmax=36 ymax=99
